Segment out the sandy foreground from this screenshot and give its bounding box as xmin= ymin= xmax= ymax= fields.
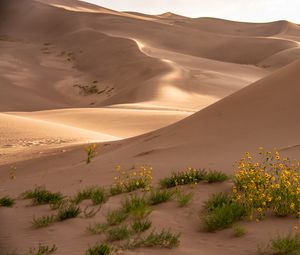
xmin=1 ymin=0 xmax=300 ymax=254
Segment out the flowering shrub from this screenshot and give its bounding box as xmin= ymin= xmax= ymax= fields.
xmin=84 ymin=143 xmax=97 ymax=164
xmin=111 ymin=165 xmax=153 ymax=193
xmin=233 ymin=148 xmax=300 ymax=218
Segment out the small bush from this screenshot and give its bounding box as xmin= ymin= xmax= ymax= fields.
xmin=106 ymin=209 xmax=128 ymax=226
xmin=109 ymin=185 xmax=123 ymax=196
xmin=0 ymin=196 xmax=15 ymax=207
xmin=106 ymin=225 xmax=130 ymax=241
xmin=202 ymin=201 xmax=247 ymax=232
xmin=27 ymin=243 xmax=57 ymax=255
xmin=131 ymin=219 xmax=152 ymax=233
xmin=233 ymin=149 xmax=300 ymax=218
xmin=160 ymin=168 xmax=228 ymax=188
xmin=203 ymin=192 xmax=232 ymax=213
xmin=32 ymin=215 xmax=55 ymax=228
xmin=112 ymin=165 xmax=153 ymax=193
xmin=56 ymin=201 xmax=81 ymax=221
xmin=232 ymin=224 xmax=247 ymax=237
xmin=127 ymin=229 xmax=180 ymax=249
xmin=260 ymin=232 xmax=300 ymax=255
xmin=22 ymin=187 xmax=63 ymax=206
xmin=73 ymin=186 xmax=107 ymax=205
xmin=147 ymin=189 xmax=173 ymax=205
xmin=85 ymin=243 xmax=114 ymax=255
xmin=84 ymin=144 xmax=97 ymax=164
xmin=122 ymin=195 xmax=152 ymax=219
xmin=204 ymin=171 xmax=228 ymax=183
xmin=177 ymin=191 xmax=193 ymax=207
xmin=87 ymin=223 xmax=109 ymax=235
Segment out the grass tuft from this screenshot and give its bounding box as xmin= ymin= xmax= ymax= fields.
xmin=73 ymin=186 xmax=107 ymax=205
xmin=232 ymin=224 xmax=247 ymax=237
xmin=147 ymin=189 xmax=173 ymax=205
xmin=22 ymin=187 xmax=63 ymax=206
xmin=0 ymin=196 xmax=15 ymax=207
xmin=204 ymin=171 xmax=228 ymax=183
xmin=131 ymin=219 xmax=152 ymax=233
xmin=122 ymin=195 xmax=152 ymax=219
xmin=32 ymin=215 xmax=56 ymax=228
xmin=27 ymin=243 xmax=57 ymax=255
xmin=106 ymin=225 xmax=130 ymax=241
xmin=106 ymin=209 xmax=128 ymax=226
xmin=56 ymin=201 xmax=81 ymax=221
xmin=203 ymin=192 xmax=232 ymax=213
xmin=87 ymin=223 xmax=109 ymax=235
xmin=85 ymin=243 xmax=114 ymax=255
xmin=177 ymin=191 xmax=193 ymax=207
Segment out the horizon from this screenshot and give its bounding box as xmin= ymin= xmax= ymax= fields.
xmin=82 ymin=0 xmax=300 ymax=24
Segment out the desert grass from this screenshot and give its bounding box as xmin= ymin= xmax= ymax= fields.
xmin=56 ymin=201 xmax=81 ymax=221
xmin=73 ymin=186 xmax=107 ymax=205
xmin=121 ymin=195 xmax=152 ymax=219
xmin=85 ymin=243 xmax=114 ymax=255
xmin=258 ymin=232 xmax=300 ymax=255
xmin=176 ymin=191 xmax=193 ymax=207
xmin=0 ymin=196 xmax=15 ymax=207
xmin=202 ymin=192 xmax=247 ymax=232
xmin=106 ymin=209 xmax=128 ymax=226
xmin=147 ymin=189 xmax=174 ymax=205
xmin=125 ymin=229 xmax=180 ymax=249
xmin=232 ymin=224 xmax=247 ymax=237
xmin=106 ymin=225 xmax=131 ymax=241
xmin=87 ymin=223 xmax=109 ymax=235
xmin=22 ymin=187 xmax=64 ymax=206
xmin=27 ymin=243 xmax=57 ymax=255
xmin=32 ymin=215 xmax=56 ymax=228
xmin=160 ymin=168 xmax=228 ymax=188
xmin=131 ymin=219 xmax=152 ymax=233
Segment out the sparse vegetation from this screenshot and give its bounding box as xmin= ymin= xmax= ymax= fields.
xmin=73 ymin=186 xmax=107 ymax=205
xmin=176 ymin=191 xmax=193 ymax=207
xmin=32 ymin=215 xmax=56 ymax=228
xmin=126 ymin=229 xmax=180 ymax=249
xmin=27 ymin=243 xmax=57 ymax=255
xmin=232 ymin=224 xmax=247 ymax=237
xmin=202 ymin=192 xmax=247 ymax=232
xmin=233 ymin=149 xmax=300 ymax=218
xmin=74 ymin=84 xmax=100 ymax=95
xmin=259 ymin=232 xmax=300 ymax=255
xmin=131 ymin=219 xmax=152 ymax=233
xmin=84 ymin=144 xmax=97 ymax=164
xmin=56 ymin=201 xmax=81 ymax=221
xmin=0 ymin=196 xmax=15 ymax=207
xmin=106 ymin=225 xmax=131 ymax=241
xmin=85 ymin=243 xmax=114 ymax=255
xmin=122 ymin=195 xmax=152 ymax=219
xmin=147 ymin=189 xmax=173 ymax=205
xmin=112 ymin=165 xmax=153 ymax=193
xmin=87 ymin=223 xmax=109 ymax=235
xmin=22 ymin=187 xmax=64 ymax=206
xmin=160 ymin=168 xmax=228 ymax=188
xmin=106 ymin=209 xmax=128 ymax=226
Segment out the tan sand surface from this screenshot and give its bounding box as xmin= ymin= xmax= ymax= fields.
xmin=1 ymin=0 xmax=300 ymax=254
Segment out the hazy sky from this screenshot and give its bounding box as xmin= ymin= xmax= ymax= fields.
xmin=82 ymin=0 xmax=300 ymax=23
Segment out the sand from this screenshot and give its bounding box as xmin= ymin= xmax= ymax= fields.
xmin=1 ymin=0 xmax=300 ymax=254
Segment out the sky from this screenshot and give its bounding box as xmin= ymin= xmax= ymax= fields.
xmin=82 ymin=0 xmax=300 ymax=23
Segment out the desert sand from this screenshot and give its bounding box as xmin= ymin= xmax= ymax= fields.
xmin=1 ymin=0 xmax=300 ymax=254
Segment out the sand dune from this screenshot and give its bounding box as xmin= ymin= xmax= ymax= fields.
xmin=1 ymin=0 xmax=300 ymax=254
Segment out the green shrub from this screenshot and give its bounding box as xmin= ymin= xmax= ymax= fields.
xmin=203 ymin=192 xmax=232 ymax=213
xmin=0 ymin=196 xmax=15 ymax=207
xmin=177 ymin=191 xmax=193 ymax=207
xmin=32 ymin=215 xmax=55 ymax=228
xmin=127 ymin=229 xmax=180 ymax=249
xmin=27 ymin=243 xmax=57 ymax=255
xmin=85 ymin=243 xmax=113 ymax=255
xmin=232 ymin=224 xmax=247 ymax=237
xmin=122 ymin=195 xmax=152 ymax=219
xmin=22 ymin=187 xmax=63 ymax=206
xmin=147 ymin=189 xmax=173 ymax=205
xmin=106 ymin=209 xmax=128 ymax=226
xmin=109 ymin=185 xmax=123 ymax=196
xmin=73 ymin=186 xmax=107 ymax=205
xmin=202 ymin=201 xmax=247 ymax=232
xmin=131 ymin=219 xmax=152 ymax=233
xmin=106 ymin=225 xmax=130 ymax=241
xmin=204 ymin=171 xmax=228 ymax=183
xmin=56 ymin=201 xmax=81 ymax=221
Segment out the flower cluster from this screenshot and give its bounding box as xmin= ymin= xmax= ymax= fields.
xmin=84 ymin=143 xmax=97 ymax=164
xmin=112 ymin=164 xmax=153 ymax=193
xmin=233 ymin=148 xmax=300 ymax=218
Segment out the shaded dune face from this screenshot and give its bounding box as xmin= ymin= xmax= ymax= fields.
xmin=0 ymin=0 xmax=300 ymax=112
